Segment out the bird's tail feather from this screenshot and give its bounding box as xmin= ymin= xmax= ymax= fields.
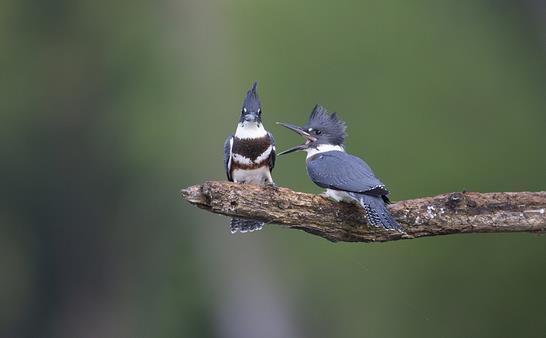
xmin=349 ymin=193 xmax=402 ymax=231
xmin=230 ymin=218 xmax=264 ymax=234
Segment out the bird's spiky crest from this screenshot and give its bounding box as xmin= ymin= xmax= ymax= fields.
xmin=304 ymin=104 xmax=347 ymax=145
xmin=242 ymin=81 xmax=261 ymax=112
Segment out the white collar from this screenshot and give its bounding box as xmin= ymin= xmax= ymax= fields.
xmin=305 ymin=144 xmax=345 ymax=159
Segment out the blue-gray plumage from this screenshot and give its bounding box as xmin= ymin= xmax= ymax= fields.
xmin=306 ymin=151 xmax=389 ymax=198
xmin=277 ymin=105 xmax=402 ymax=231
xmin=223 ymin=82 xmax=276 ymax=233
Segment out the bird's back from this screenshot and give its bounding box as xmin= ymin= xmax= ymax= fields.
xmin=306 ymin=150 xmax=388 ymax=196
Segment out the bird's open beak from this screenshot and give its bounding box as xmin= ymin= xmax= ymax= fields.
xmin=276 ymin=122 xmax=317 ymax=155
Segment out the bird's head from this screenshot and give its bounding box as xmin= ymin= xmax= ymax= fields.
xmin=277 ymin=105 xmax=347 ymax=155
xmin=239 ymin=81 xmax=262 ymax=126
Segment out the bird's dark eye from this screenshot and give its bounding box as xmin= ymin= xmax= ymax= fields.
xmin=315 ymin=130 xmax=321 ymax=135
xmin=258 ymin=109 xmax=262 ymax=115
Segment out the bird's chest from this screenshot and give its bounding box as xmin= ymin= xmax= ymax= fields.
xmin=231 ymin=137 xmax=271 ymax=162
xmin=231 ymin=137 xmax=272 ymax=175
xmin=230 ymin=137 xmax=273 ymax=183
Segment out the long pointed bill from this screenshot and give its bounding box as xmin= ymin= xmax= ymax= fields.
xmin=277 ymin=144 xmax=308 ymax=155
xmin=276 ymin=122 xmax=317 ymax=155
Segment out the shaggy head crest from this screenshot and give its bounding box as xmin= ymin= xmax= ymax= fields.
xmin=303 ymin=105 xmax=347 ymax=145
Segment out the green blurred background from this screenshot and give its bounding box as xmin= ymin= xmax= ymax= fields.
xmin=2 ymin=0 xmax=546 ymax=337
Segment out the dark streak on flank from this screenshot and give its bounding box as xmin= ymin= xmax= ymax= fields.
xmin=231 ymin=161 xmax=269 ymax=172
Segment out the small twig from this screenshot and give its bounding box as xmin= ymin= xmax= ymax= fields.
xmin=181 ymin=181 xmax=546 ymax=242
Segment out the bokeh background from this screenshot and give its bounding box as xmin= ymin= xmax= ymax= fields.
xmin=2 ymin=0 xmax=546 ymax=337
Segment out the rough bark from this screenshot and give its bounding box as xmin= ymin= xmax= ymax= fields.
xmin=181 ymin=181 xmax=546 ymax=242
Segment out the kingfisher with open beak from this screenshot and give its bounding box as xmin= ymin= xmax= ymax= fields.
xmin=277 ymin=105 xmax=402 ymax=231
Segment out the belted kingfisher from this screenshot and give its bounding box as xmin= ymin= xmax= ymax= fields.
xmin=223 ymin=82 xmax=276 ymax=233
xmin=277 ymin=105 xmax=402 ymax=231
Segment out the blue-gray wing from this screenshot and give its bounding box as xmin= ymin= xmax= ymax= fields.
xmin=306 ymin=151 xmax=389 ymax=196
xmin=224 ymin=135 xmax=233 ymax=181
xmin=268 ymin=132 xmax=276 ymax=172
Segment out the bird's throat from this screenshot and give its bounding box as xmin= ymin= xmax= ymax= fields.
xmin=305 ymin=144 xmax=345 ymax=158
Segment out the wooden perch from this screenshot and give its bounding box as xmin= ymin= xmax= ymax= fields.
xmin=181 ymin=181 xmax=546 ymax=242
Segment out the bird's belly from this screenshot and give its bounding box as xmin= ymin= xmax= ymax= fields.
xmin=324 ymin=189 xmax=354 ymax=202
xmin=232 ymin=166 xmax=272 ymax=184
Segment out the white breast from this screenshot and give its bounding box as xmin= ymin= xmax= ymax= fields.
xmin=232 ymin=166 xmax=273 ymax=184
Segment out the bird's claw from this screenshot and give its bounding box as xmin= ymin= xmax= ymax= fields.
xmin=265 ymin=181 xmax=278 ymax=190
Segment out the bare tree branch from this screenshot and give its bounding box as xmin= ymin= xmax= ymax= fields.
xmin=181 ymin=181 xmax=546 ymax=242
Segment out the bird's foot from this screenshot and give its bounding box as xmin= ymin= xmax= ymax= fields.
xmin=265 ymin=181 xmax=278 ymax=190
